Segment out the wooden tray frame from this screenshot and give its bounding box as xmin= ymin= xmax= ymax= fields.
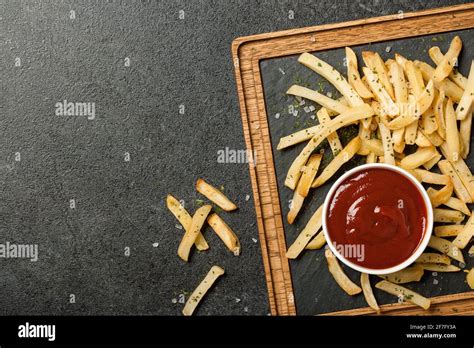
xmin=232 ymin=4 xmax=474 ymax=316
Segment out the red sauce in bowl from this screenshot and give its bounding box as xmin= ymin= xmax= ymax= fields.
xmin=326 ymin=168 xmax=427 ymax=270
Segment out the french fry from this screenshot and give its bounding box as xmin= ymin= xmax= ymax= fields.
xmin=207 ymin=213 xmax=241 ymax=256
xmin=460 ymin=112 xmax=472 ymax=158
xmin=428 ymin=236 xmax=465 ymax=263
xmin=378 ymin=122 xmax=395 ymax=165
xmin=421 ymin=128 xmax=444 ymax=147
xmin=362 ymin=51 xmax=395 ymax=99
xmin=455 ymin=61 xmax=474 ymax=120
xmin=422 ymin=151 xmax=441 ymax=170
xmin=433 ymin=208 xmax=464 ymax=223
xmin=182 ymin=265 xmax=224 ymax=316
xmin=363 ymin=66 xmax=398 ymax=116
xmin=287 ymin=191 xmax=304 ymax=225
xmin=196 ymin=179 xmax=237 ymax=211
xmin=178 ymin=205 xmax=213 ymax=262
xmin=421 ymin=109 xmax=438 ymax=135
xmin=433 ymin=87 xmax=446 ymax=139
xmin=452 ymin=212 xmax=474 ymax=249
xmin=285 ymin=105 xmax=373 ymax=189
xmin=296 ymin=154 xmax=322 ymax=197
xmin=400 ymin=146 xmax=437 ymax=169
xmin=298 ymin=53 xmax=364 ymax=107
xmin=286 ymin=205 xmax=323 ymax=259
xmin=361 ymin=273 xmax=380 ymax=313
xmin=416 ymin=253 xmax=451 ymax=265
xmin=439 ymin=148 xmax=474 ymax=202
xmin=317 ymin=108 xmax=343 ymax=156
xmin=305 ymin=231 xmax=326 ymax=250
xmin=405 ymin=61 xmax=425 ymax=97
xmin=438 ymin=160 xmax=472 ymax=203
xmin=443 ymin=196 xmax=471 ymax=216
xmin=418 ymin=264 xmax=460 ymax=272
xmin=364 ymin=138 xmax=384 ymax=156
xmin=379 ymin=265 xmax=424 ymax=284
xmin=346 ymin=47 xmax=373 ymax=99
xmin=366 ymin=152 xmax=377 ymax=164
xmin=287 ymin=85 xmax=350 ymax=114
xmin=415 ymin=60 xmax=463 ymax=103
xmin=395 ymin=53 xmax=408 ymax=68
xmin=429 ymin=46 xmax=467 ymax=89
xmin=467 ymin=268 xmax=474 ymax=289
xmin=445 ymin=98 xmax=460 ymax=162
xmin=277 ymin=125 xmax=320 ymax=150
xmin=415 ymin=130 xmax=432 ymax=148
xmin=414 ymin=169 xmax=450 ymax=185
xmin=166 ymin=195 xmax=209 ymax=251
xmin=312 ymin=137 xmax=361 ymax=188
xmin=427 ymin=182 xmax=453 ymax=207
xmin=432 ymin=35 xmax=462 ymax=83
xmin=392 ymin=127 xmax=405 ymax=153
xmin=435 ymin=224 xmax=464 ymax=237
xmin=387 ymin=59 xmax=408 ymax=103
xmin=375 ymin=280 xmax=430 ymax=310
xmin=326 ymin=249 xmax=362 ymax=296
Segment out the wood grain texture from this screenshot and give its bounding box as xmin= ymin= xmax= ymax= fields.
xmin=232 ymin=4 xmax=474 ymax=316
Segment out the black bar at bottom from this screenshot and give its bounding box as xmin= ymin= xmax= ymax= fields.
xmin=0 ymin=315 xmax=472 ymax=345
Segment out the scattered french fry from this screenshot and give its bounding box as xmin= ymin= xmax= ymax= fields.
xmin=286 ymin=205 xmax=323 ymax=259
xmin=305 ymin=231 xmax=326 ymax=250
xmin=362 ymin=51 xmax=395 ymax=100
xmin=361 ymin=273 xmax=380 ymax=313
xmin=167 ymin=194 xmax=209 ymax=251
xmin=363 ymin=66 xmax=398 ymax=116
xmin=418 ymin=264 xmax=461 ymax=272
xmin=414 ymin=169 xmax=450 ymax=185
xmin=277 ymin=125 xmax=320 ymax=150
xmin=182 ymin=265 xmax=224 ymax=316
xmin=427 ymin=183 xmax=453 ymax=208
xmin=312 ymin=137 xmax=361 ymax=188
xmin=400 ymin=146 xmax=437 ymax=169
xmin=317 ymin=108 xmax=343 ymax=156
xmin=326 ymin=249 xmax=362 ymax=296
xmin=433 ymin=208 xmax=464 ymax=223
xmin=428 ymin=236 xmax=465 ymax=263
xmin=432 ymin=36 xmax=462 ymax=83
xmin=207 ymin=213 xmax=241 ymax=256
xmin=445 ymin=98 xmax=460 ymax=162
xmin=196 ymin=179 xmax=237 ymax=212
xmin=177 ymin=205 xmax=212 ymax=262
xmin=455 ymin=61 xmax=474 ymax=120
xmin=375 ymin=280 xmax=430 ymax=310
xmin=378 ymin=122 xmax=395 ymax=165
xmin=298 ymin=53 xmax=365 ymax=107
xmin=296 ymin=154 xmax=322 ymax=197
xmin=287 ymin=191 xmax=304 ymax=225
xmin=434 ymin=224 xmax=464 ymax=237
xmin=443 ymin=196 xmax=471 ymax=216
xmin=379 ymin=265 xmax=424 ymax=284
xmin=429 ymin=46 xmax=467 ymax=89
xmin=460 ymin=112 xmax=472 ymax=158
xmin=346 ymin=47 xmax=373 ymax=99
xmin=438 ymin=160 xmax=473 ymax=203
xmin=285 ymin=105 xmax=374 ymax=189
xmin=452 ymin=212 xmax=474 ymax=249
xmin=287 ymin=85 xmax=350 ymax=114
xmin=416 ymin=253 xmax=451 ymax=265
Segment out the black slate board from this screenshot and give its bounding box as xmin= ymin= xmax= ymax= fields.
xmin=261 ymin=29 xmax=474 ymax=315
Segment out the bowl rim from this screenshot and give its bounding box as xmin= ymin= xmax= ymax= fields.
xmin=321 ymin=163 xmax=433 ymax=275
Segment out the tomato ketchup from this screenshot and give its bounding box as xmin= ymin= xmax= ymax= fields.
xmin=326 ymin=168 xmax=427 ymax=269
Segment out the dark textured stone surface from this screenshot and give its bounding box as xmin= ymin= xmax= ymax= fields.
xmin=0 ymin=0 xmax=470 ymax=315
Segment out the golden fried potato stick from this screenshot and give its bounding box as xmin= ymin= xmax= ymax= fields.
xmin=196 ymin=179 xmax=237 ymax=211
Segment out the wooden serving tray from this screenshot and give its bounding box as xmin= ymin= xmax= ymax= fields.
xmin=232 ymin=4 xmax=474 ymax=316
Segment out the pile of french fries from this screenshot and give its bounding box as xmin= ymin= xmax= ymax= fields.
xmin=282 ymin=35 xmax=474 ymax=311
xmin=166 ymin=179 xmax=240 ymax=315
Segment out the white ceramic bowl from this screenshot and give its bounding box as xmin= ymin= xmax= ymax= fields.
xmin=322 ymin=163 xmax=433 ymax=275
